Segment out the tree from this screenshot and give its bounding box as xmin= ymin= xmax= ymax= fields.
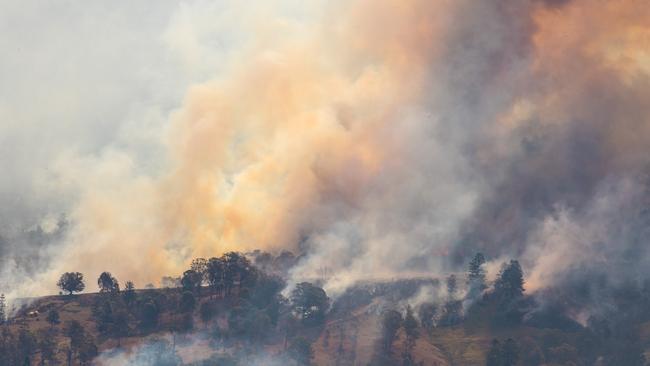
xmin=0 ymin=294 xmax=6 ymax=324
xmin=403 ymin=306 xmax=419 ymax=339
xmin=494 ymin=260 xmax=525 ymax=301
xmin=190 ymin=258 xmax=208 ymax=285
xmin=46 ymin=309 xmax=60 ymax=327
xmin=57 ymin=272 xmax=85 ymax=295
xmin=290 ymin=282 xmax=329 ymax=325
xmin=222 ymin=252 xmax=255 ymax=296
xmin=287 ymin=336 xmax=313 ymax=366
xmin=418 ymin=303 xmax=437 ymax=333
xmin=97 ymin=272 xmax=119 ymax=293
xmin=402 ymin=305 xmax=419 ymax=364
xmin=439 ymin=300 xmax=463 ymax=326
xmin=446 ymin=274 xmax=458 ymax=299
xmin=206 ymin=257 xmax=225 ymax=297
xmin=123 ymin=281 xmax=136 ymax=305
xmin=468 ymin=252 xmax=487 ymax=293
xmin=181 ymin=270 xmax=202 ymax=293
xmin=250 ymin=273 xmax=285 ymax=310
xmin=381 ymin=309 xmax=403 ymax=354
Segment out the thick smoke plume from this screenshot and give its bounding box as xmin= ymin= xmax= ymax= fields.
xmin=2 ymin=0 xmax=650 ymax=300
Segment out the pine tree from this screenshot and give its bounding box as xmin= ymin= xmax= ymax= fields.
xmin=0 ymin=294 xmax=6 ymax=324
xmin=446 ymin=274 xmax=458 ymax=299
xmin=123 ymin=281 xmax=136 ymax=305
xmin=468 ymin=252 xmax=487 ymax=291
xmin=402 ymin=305 xmax=419 ymax=365
xmin=494 ymin=260 xmax=525 ymax=301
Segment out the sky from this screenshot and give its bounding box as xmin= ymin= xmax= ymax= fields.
xmin=0 ymin=0 xmax=649 ymax=301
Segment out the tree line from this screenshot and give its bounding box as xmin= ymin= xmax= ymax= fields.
xmin=375 ymin=253 xmax=525 ymax=365
xmin=0 ymin=251 xmax=328 ymax=365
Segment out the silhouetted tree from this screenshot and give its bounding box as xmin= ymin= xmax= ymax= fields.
xmin=222 ymin=252 xmax=255 ymax=296
xmin=97 ymin=271 xmax=119 ymax=293
xmin=439 ymin=300 xmax=463 ymax=326
xmin=418 ymin=303 xmax=437 ymax=333
xmin=402 ymin=305 xmax=419 ymax=364
xmin=447 ymin=274 xmax=457 ymax=299
xmin=468 ymin=252 xmax=487 ymax=294
xmin=123 ymin=281 xmax=136 ymax=305
xmin=190 ymin=258 xmax=208 ymax=286
xmin=403 ymin=306 xmax=418 ymax=337
xmin=381 ymin=309 xmax=403 ymax=354
xmin=206 ymin=257 xmax=224 ymax=297
xmin=494 ymin=260 xmax=525 ymax=301
xmin=181 ymin=270 xmax=202 ymax=294
xmin=0 ymin=294 xmax=5 ymax=324
xmin=57 ymin=272 xmax=85 ymax=295
xmin=290 ymin=282 xmax=329 ymax=325
xmin=250 ymin=273 xmax=285 ymax=309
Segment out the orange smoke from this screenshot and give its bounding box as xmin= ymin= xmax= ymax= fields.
xmin=15 ymin=0 xmax=650 ymax=297
xmin=22 ymin=0 xmax=449 ymax=294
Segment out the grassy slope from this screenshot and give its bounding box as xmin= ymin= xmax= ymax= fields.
xmin=10 ymin=292 xmax=650 ymax=365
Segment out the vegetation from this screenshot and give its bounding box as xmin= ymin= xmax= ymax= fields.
xmin=97 ymin=271 xmax=120 ymax=293
xmin=0 ymin=294 xmax=5 ymax=325
xmin=1 ymin=250 xmax=649 ymax=365
xmin=57 ymin=272 xmax=85 ymax=295
xmin=46 ymin=309 xmax=60 ymax=327
xmin=380 ymin=309 xmax=403 ymax=354
xmin=290 ymin=282 xmax=329 ymax=326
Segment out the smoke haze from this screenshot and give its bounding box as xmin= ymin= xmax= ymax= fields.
xmin=1 ymin=0 xmax=649 ymax=301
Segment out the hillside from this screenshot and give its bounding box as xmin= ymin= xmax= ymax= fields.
xmin=2 ymin=252 xmax=650 ymax=366
xmin=4 ymin=280 xmax=650 ymax=366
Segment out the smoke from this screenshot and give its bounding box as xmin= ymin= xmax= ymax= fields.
xmin=2 ymin=0 xmax=650 ymax=301
xmin=94 ymin=332 xmax=294 ymax=366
